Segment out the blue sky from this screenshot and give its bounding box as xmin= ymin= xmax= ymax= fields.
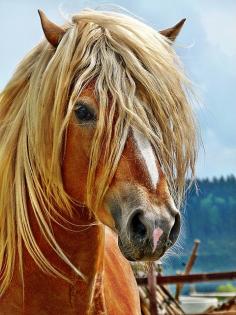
xmin=0 ymin=0 xmax=235 ymax=178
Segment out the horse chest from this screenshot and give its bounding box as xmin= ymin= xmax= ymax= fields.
xmin=103 ymin=230 xmax=141 ymax=315
xmin=69 ymin=273 xmax=106 ymax=315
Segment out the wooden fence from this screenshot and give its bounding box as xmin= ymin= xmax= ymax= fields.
xmin=136 ymin=271 xmax=236 ymax=315
xmin=136 ymin=271 xmax=236 ymax=285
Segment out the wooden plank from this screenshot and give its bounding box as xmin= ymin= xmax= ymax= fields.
xmin=147 ymin=263 xmax=158 ymax=315
xmin=136 ymin=271 xmax=236 ymax=285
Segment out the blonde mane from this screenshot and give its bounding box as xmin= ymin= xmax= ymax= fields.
xmin=0 ymin=9 xmax=197 ymax=295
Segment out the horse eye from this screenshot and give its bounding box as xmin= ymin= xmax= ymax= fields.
xmin=74 ymin=103 xmax=96 ymax=123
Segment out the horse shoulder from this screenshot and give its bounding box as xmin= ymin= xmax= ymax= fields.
xmin=103 ymin=227 xmax=141 ymax=315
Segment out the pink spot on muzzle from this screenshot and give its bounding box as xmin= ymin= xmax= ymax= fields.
xmin=152 ymin=227 xmax=163 ymax=253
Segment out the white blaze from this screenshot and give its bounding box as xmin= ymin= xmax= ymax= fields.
xmin=132 ymin=128 xmax=159 ymax=188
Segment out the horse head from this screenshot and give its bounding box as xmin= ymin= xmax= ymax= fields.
xmin=38 ymin=11 xmax=192 ymax=262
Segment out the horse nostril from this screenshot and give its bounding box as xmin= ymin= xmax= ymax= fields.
xmin=169 ymin=213 xmax=181 ymax=244
xmin=129 ymin=211 xmax=147 ymax=240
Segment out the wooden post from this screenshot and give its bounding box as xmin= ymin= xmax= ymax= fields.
xmin=148 ymin=263 xmax=158 ymax=315
xmin=136 ymin=270 xmax=236 ymax=285
xmin=175 ymin=239 xmax=200 ymax=300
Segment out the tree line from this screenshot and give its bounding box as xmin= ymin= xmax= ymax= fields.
xmin=166 ymin=175 xmax=236 ymax=273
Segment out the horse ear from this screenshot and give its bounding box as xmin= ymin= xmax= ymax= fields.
xmin=160 ymin=18 xmax=186 ymax=41
xmin=38 ymin=10 xmax=66 ymax=47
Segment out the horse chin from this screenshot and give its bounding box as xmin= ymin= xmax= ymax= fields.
xmin=117 ymin=235 xmax=166 ymax=262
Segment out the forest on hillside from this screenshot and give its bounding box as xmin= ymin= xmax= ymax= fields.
xmin=165 ymin=175 xmax=236 ymax=274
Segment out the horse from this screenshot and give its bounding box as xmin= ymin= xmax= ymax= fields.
xmin=0 ymin=8 xmax=197 ymax=315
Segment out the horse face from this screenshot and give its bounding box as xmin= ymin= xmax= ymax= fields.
xmin=63 ymin=87 xmax=180 ymax=261
xmin=104 ymin=131 xmax=180 ymax=261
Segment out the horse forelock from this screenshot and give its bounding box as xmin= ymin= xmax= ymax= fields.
xmin=0 ymin=8 xmax=198 ymax=296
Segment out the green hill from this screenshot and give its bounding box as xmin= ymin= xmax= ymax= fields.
xmin=164 ymin=175 xmax=236 ymax=274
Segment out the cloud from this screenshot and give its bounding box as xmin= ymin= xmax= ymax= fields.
xmin=197 ymin=128 xmax=236 ymax=178
xmin=199 ymin=5 xmax=236 ymax=57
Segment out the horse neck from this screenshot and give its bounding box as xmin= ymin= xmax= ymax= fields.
xmin=47 ymin=204 xmax=105 ymax=271
xmin=4 ymin=202 xmax=106 ymax=315
xmin=33 ymin=200 xmax=105 ymax=275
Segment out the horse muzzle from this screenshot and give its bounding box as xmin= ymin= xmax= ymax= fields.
xmin=118 ymin=208 xmax=180 ymax=261
xmin=106 ymin=188 xmax=181 ymax=261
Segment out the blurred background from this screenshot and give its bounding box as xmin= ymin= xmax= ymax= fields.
xmin=0 ymin=0 xmax=235 ymax=295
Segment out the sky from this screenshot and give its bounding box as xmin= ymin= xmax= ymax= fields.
xmin=0 ymin=0 xmax=235 ymax=179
